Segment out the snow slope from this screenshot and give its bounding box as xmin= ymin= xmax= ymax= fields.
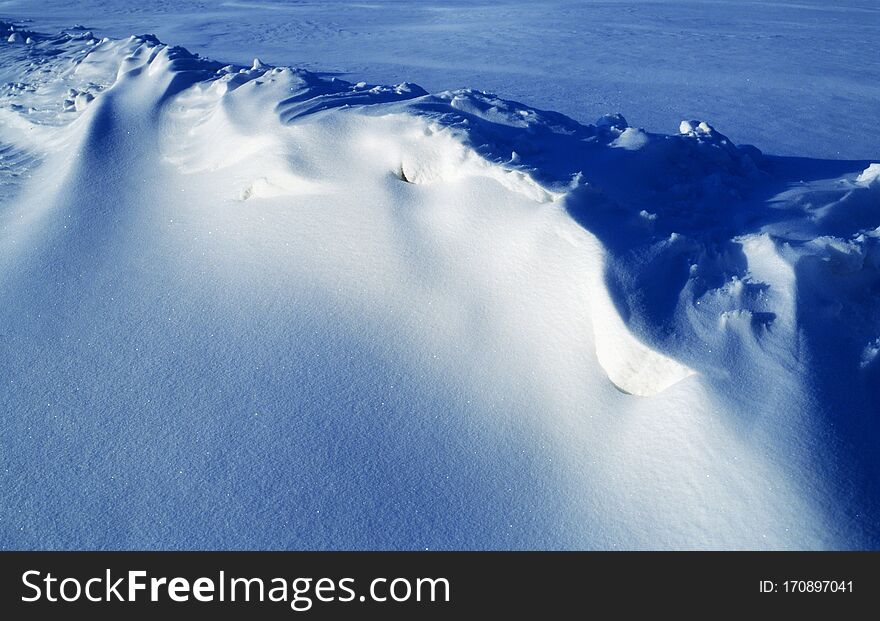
xmin=0 ymin=22 xmax=878 ymax=550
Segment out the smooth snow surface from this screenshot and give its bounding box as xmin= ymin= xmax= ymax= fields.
xmin=0 ymin=18 xmax=878 ymax=550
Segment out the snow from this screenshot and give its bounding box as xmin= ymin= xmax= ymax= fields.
xmin=1 ymin=0 xmax=877 ymax=160
xmin=0 ymin=7 xmax=878 ymax=551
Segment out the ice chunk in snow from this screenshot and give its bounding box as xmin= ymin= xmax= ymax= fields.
xmin=611 ymin=126 xmax=649 ymax=150
xmin=596 ymin=113 xmax=628 ymax=131
xmin=856 ymin=163 xmax=880 ymax=187
xmin=679 ymin=119 xmax=715 ymax=136
xmin=74 ymin=91 xmax=94 ymax=111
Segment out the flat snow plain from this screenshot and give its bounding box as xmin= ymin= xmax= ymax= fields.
xmin=0 ymin=0 xmax=878 ymax=159
xmin=0 ymin=2 xmax=878 ymax=550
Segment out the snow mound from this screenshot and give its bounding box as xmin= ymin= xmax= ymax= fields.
xmin=1 ymin=22 xmax=878 ymax=550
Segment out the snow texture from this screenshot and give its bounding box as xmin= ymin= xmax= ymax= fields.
xmin=0 ymin=9 xmax=878 ymax=550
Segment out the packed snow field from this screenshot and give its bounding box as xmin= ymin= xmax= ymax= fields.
xmin=0 ymin=13 xmax=878 ymax=549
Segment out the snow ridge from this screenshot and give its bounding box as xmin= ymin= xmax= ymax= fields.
xmin=1 ymin=22 xmax=878 ymax=550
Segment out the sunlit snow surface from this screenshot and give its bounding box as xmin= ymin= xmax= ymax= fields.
xmin=0 ymin=7 xmax=878 ymax=550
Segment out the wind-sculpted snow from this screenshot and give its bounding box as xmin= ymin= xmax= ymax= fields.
xmin=0 ymin=22 xmax=878 ymax=550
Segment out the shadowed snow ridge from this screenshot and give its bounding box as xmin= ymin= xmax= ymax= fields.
xmin=1 ymin=22 xmax=878 ymax=550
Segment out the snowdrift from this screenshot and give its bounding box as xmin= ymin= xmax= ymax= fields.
xmin=1 ymin=23 xmax=878 ymax=549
